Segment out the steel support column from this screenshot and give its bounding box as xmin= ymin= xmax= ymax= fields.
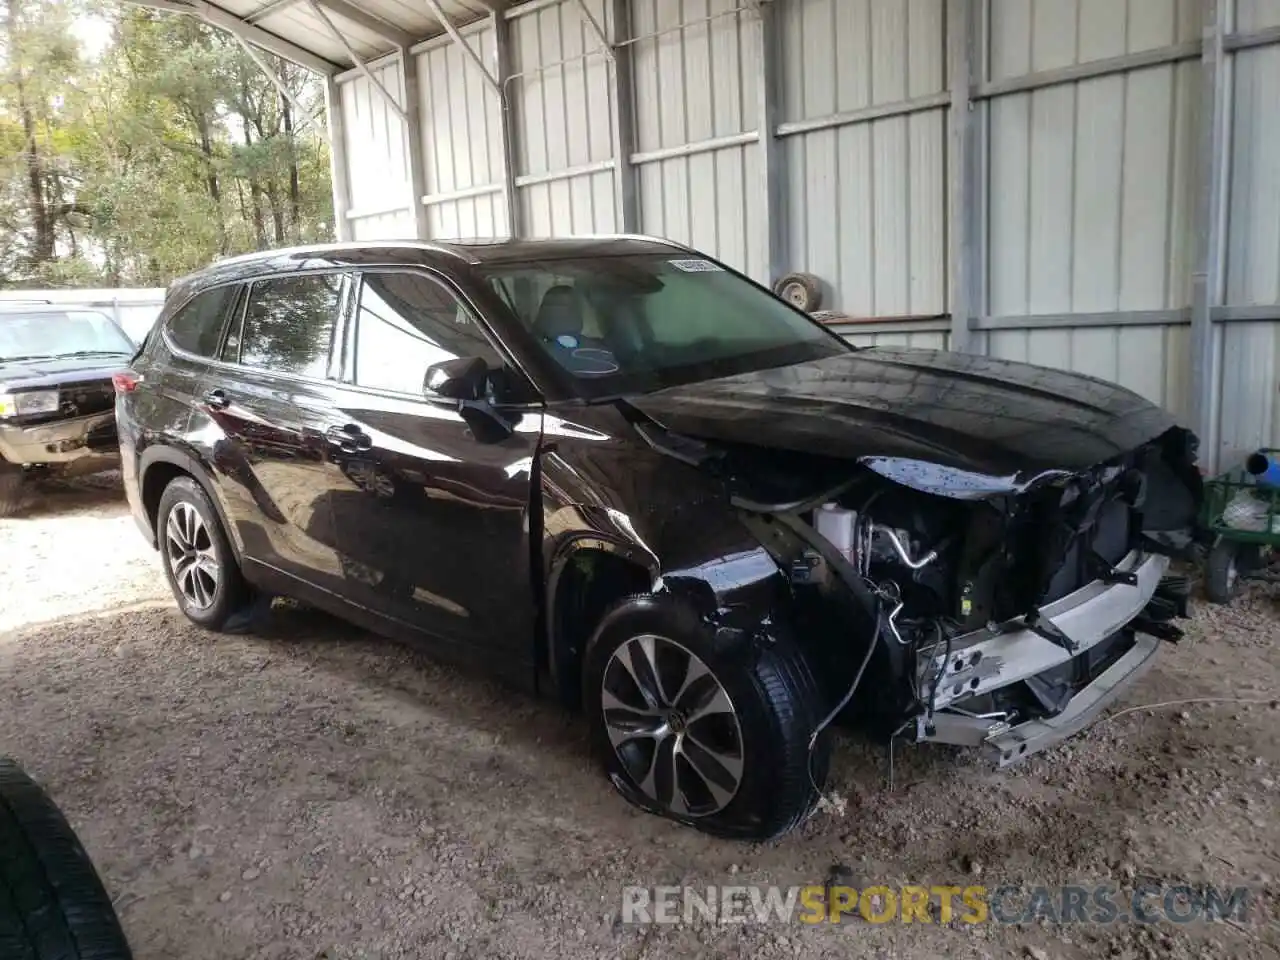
xmin=1190 ymin=0 xmax=1230 ymax=469
xmin=400 ymin=51 xmax=431 ymax=239
xmin=752 ymin=0 xmax=785 ymax=286
xmin=493 ymin=12 xmax=524 ymax=237
xmin=946 ymin=0 xmax=981 ymax=354
xmin=323 ymin=76 xmax=352 ymax=240
xmin=608 ymin=0 xmax=638 ymax=232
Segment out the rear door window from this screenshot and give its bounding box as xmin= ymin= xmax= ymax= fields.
xmin=165 ymin=286 xmax=237 ymax=357
xmin=239 ymin=274 xmax=343 ymax=379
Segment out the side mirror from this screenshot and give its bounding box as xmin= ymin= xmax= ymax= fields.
xmin=423 ymin=356 xmax=519 ymax=445
xmin=423 ymin=356 xmax=489 ymax=402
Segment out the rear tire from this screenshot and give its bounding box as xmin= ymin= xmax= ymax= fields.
xmin=157 ymin=476 xmax=249 ymax=630
xmin=0 ymin=758 xmax=133 ymax=960
xmin=0 ymin=461 xmax=27 ymax=518
xmin=582 ymin=594 xmax=829 ymax=840
xmin=1205 ymin=539 xmax=1240 ymax=605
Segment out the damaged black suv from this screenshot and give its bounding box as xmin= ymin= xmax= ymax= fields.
xmin=118 ymin=238 xmax=1202 ymax=840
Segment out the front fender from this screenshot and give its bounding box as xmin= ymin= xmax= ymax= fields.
xmin=542 ymin=497 xmax=788 ymax=618
xmin=538 ymin=433 xmax=794 ymax=703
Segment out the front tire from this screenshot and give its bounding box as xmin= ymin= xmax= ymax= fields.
xmin=0 ymin=460 xmax=27 ymax=518
xmin=157 ymin=476 xmax=249 ymax=630
xmin=582 ymin=594 xmax=829 ymax=840
xmin=0 ymin=758 xmax=133 ymax=959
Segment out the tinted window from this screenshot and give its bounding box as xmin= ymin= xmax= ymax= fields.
xmin=352 ymin=271 xmax=502 ymax=394
xmin=166 ymin=287 xmax=235 ymax=357
xmin=240 ymin=274 xmax=342 ymax=378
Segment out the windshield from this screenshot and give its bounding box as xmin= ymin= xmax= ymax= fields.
xmin=482 ymin=254 xmax=847 ymax=398
xmin=0 ymin=310 xmax=134 ymax=362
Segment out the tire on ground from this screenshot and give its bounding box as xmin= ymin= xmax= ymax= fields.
xmin=157 ymin=475 xmax=250 ymax=630
xmin=0 ymin=460 xmax=26 ymax=519
xmin=0 ymin=758 xmax=133 ymax=960
xmin=582 ymin=593 xmax=830 ymax=841
xmin=1205 ymin=539 xmax=1240 ymax=605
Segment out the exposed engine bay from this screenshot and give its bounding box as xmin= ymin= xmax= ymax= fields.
xmin=728 ymin=426 xmax=1203 ymax=765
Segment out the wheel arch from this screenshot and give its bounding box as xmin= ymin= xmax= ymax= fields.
xmin=138 ymin=445 xmax=241 ymax=562
xmin=543 ymin=531 xmax=794 ymax=710
xmin=544 ymin=537 xmax=656 ymax=709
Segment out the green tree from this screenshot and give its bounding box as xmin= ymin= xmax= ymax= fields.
xmin=0 ymin=0 xmax=334 ymax=288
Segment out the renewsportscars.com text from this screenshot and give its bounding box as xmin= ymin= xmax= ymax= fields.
xmin=621 ymin=883 xmax=1255 ymax=926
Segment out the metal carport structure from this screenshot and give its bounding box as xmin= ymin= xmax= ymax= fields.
xmin=126 ymin=0 xmax=1280 ymax=471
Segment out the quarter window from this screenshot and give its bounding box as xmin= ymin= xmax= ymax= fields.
xmin=165 ymin=286 xmax=236 ymax=357
xmin=240 ymin=274 xmax=343 ymax=378
xmin=352 ymin=271 xmax=502 ymax=395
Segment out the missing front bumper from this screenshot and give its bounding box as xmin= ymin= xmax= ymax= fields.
xmin=920 ymin=631 xmax=1161 ymax=766
xmin=917 ymin=550 xmax=1169 ymax=711
xmin=913 ymin=549 xmax=1170 ymax=765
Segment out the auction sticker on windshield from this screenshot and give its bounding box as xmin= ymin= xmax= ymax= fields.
xmin=668 ymin=259 xmax=723 ymax=272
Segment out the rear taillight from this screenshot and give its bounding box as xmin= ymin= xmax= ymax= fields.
xmin=112 ymin=372 xmax=142 ymax=394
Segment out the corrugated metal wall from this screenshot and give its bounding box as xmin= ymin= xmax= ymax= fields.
xmin=631 ymin=0 xmax=764 ymax=278
xmin=1217 ymin=0 xmax=1280 ymax=464
xmin=781 ymin=0 xmax=946 ymax=315
xmin=511 ymin=0 xmax=618 ymax=235
xmin=419 ymin=23 xmax=510 ymax=237
xmin=339 ymin=57 xmax=417 ymax=239
xmin=330 ymin=0 xmax=1280 ymax=469
xmin=981 ymin=0 xmax=1202 ymax=422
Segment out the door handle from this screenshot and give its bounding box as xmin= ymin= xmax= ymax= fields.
xmin=326 ymin=423 xmax=372 ymax=453
xmin=204 ymin=388 xmax=230 ymax=410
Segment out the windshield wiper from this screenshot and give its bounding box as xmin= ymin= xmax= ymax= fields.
xmin=2 ymin=354 xmax=58 ymax=362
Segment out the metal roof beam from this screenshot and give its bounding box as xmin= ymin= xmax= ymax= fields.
xmin=246 ymin=0 xmax=301 ymax=23
xmin=127 ymin=0 xmax=342 ymax=73
xmin=230 ymin=31 xmax=325 ymax=134
xmin=311 ymin=0 xmax=416 ymax=47
xmin=421 ymin=0 xmax=499 ymax=91
xmin=306 ymin=0 xmax=408 ymax=118
xmin=570 ymin=0 xmax=614 ymax=61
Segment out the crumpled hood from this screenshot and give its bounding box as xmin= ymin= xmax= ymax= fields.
xmin=0 ymin=354 xmax=130 ymax=391
xmin=626 ymin=347 xmax=1179 ymax=482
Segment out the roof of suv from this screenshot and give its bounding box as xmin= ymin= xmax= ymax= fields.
xmin=178 ymin=235 xmax=693 ymax=285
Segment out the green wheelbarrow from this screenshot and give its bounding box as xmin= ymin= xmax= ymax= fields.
xmin=1201 ymin=448 xmax=1280 ymax=603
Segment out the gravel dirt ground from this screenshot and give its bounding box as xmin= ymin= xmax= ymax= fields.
xmin=1 ymin=478 xmax=1278 ymax=960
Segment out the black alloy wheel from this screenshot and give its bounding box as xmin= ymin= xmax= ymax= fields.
xmin=583 ymin=593 xmax=830 ymax=840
